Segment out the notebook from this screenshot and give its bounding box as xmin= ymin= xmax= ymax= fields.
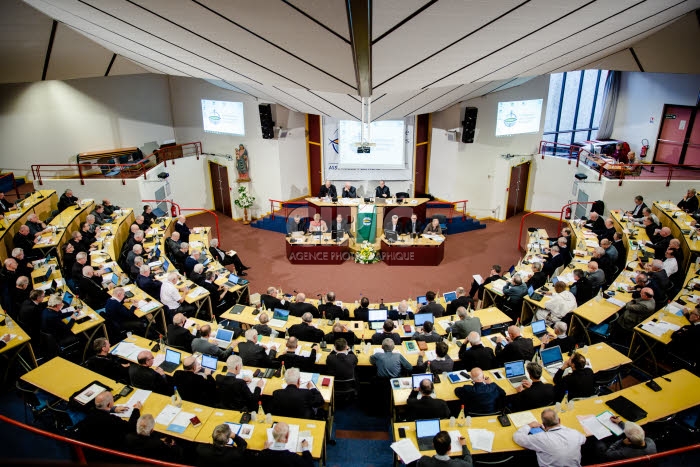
xmin=158 ymin=349 xmax=181 ymax=373
xmin=201 ymin=354 xmax=218 ymax=371
xmin=530 ymin=319 xmax=547 ymax=337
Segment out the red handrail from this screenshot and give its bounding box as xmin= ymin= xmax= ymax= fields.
xmin=452 ymin=200 xmax=469 ymax=221
xmin=590 ymin=443 xmax=700 ymax=466
xmin=269 ymin=198 xmax=286 ymax=220
xmin=0 ymin=413 xmax=191 ymax=466
xmin=31 ymin=142 xmax=202 ymax=186
xmin=517 ymin=201 xmax=595 ymax=251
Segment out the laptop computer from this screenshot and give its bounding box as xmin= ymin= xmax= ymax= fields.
xmin=528 ymin=285 xmax=544 ymax=302
xmin=111 ymin=273 xmax=119 ymax=287
xmin=506 ymin=264 xmax=516 ymax=278
xmin=223 ymin=273 xmax=238 ymax=288
xmin=530 ymin=319 xmax=548 ymax=338
xmin=374 ymin=197 xmax=386 ymax=205
xmin=62 ymin=291 xmax=74 ymax=308
xmin=415 ymin=419 xmax=441 ymax=451
xmin=158 ymin=349 xmax=181 ymax=373
xmin=540 ymin=345 xmax=564 ymax=374
xmin=212 ymin=328 xmax=235 ymax=349
xmin=368 ymin=309 xmax=387 ymax=322
xmin=412 ymin=373 xmax=434 ymax=389
xmin=34 ymin=266 xmax=52 ymax=285
xmin=268 ymin=308 xmax=290 ymax=328
xmin=504 ymin=360 xmax=528 ymax=387
xmin=201 ymin=354 xmax=218 ymax=372
xmin=369 ymin=320 xmax=385 ymax=331
xmin=414 ymin=313 xmax=434 ymax=327
xmin=161 ymin=259 xmax=170 ymax=271
xmin=416 ymin=295 xmax=428 ymax=306
xmin=443 ymin=291 xmax=457 ymax=302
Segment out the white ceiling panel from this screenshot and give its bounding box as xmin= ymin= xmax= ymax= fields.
xmin=46 ymin=23 xmax=112 ymax=80
xmin=372 ymin=0 xmax=431 ymax=40
xmin=287 ymin=0 xmax=350 ymax=41
xmin=0 ymin=0 xmax=53 ymax=84
xmin=108 ymin=55 xmax=151 ymax=76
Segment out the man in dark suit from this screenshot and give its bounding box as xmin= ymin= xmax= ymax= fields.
xmin=236 ymin=329 xmax=278 ymax=367
xmin=13 ymin=226 xmax=38 ymax=258
xmin=370 ymin=319 xmax=402 ymax=345
xmin=341 ymin=182 xmax=357 ymax=198
xmin=445 ymin=287 xmax=474 ymax=316
xmin=319 ymin=180 xmax=337 ymax=198
xmin=612 ymin=231 xmax=627 ymax=272
xmin=597 ymin=218 xmax=616 ymax=242
xmin=669 ymin=305 xmax=700 ymax=367
xmin=326 ymin=338 xmax=358 ymax=381
xmin=541 ymin=322 xmax=575 ymax=354
xmin=553 ymin=352 xmax=595 ymax=400
xmin=261 ymin=286 xmax=289 ymax=310
xmin=287 ymin=313 xmax=325 ymax=343
xmin=196 ymin=423 xmax=247 ymax=467
xmin=286 ymin=214 xmax=305 ymax=234
xmin=626 ymin=195 xmax=647 ymax=218
xmin=173 ymin=356 xmax=217 ymax=405
xmin=402 ymin=213 xmax=423 ymax=236
xmin=318 ymin=291 xmax=348 ymax=320
xmin=78 ymin=266 xmax=111 ymax=310
xmin=208 ymin=238 xmax=249 ymax=276
xmin=270 ymin=367 xmax=325 ymax=419
xmin=469 ymin=265 xmax=504 ymax=301
xmin=105 ymin=287 xmax=145 ymax=336
xmin=353 ymin=296 xmax=370 ymax=321
xmin=167 ymin=313 xmax=200 ymax=352
xmin=375 ymin=180 xmax=390 ymax=198
xmin=526 ymin=262 xmax=548 ymax=291
xmin=129 ymin=350 xmax=172 ymax=395
xmin=288 ymin=292 xmax=319 ymax=318
xmin=0 ymin=191 xmax=13 ymax=214
xmin=57 ymin=188 xmax=78 ymax=212
xmin=330 ymin=214 xmax=350 ymax=235
xmin=184 ymin=250 xmax=201 ymax=277
xmin=69 ymin=231 xmax=88 ymax=254
xmin=83 ymin=337 xmax=129 ymax=383
xmin=454 ymin=367 xmax=505 ymax=414
xmin=136 ymin=265 xmax=162 ymax=299
xmin=584 ymin=211 xmax=605 ymax=234
xmin=216 ymin=355 xmax=264 ymax=411
xmin=385 ymin=214 xmax=401 ymax=233
xmin=258 ymin=422 xmax=313 ymax=467
xmin=277 ymin=337 xmax=319 ymax=372
xmin=174 ymin=215 xmax=191 ymax=243
xmin=416 ymin=431 xmax=473 ymax=467
xmin=323 ymin=322 xmax=358 ymax=348
xmin=126 ymin=414 xmax=182 ymax=463
xmin=458 ymin=332 xmax=496 ymax=371
xmin=678 ymin=188 xmax=699 ymax=212
xmin=647 ymin=227 xmax=673 ymax=260
xmin=419 ymin=290 xmax=445 ymax=317
xmin=18 ymin=289 xmax=45 ymax=343
xmin=165 ymin=231 xmax=181 ymax=257
xmin=570 ymin=269 xmax=594 ymax=306
xmin=40 ymin=294 xmax=79 ymax=346
xmin=78 ymin=391 xmax=141 ymax=450
xmin=542 ymin=246 xmax=566 ymax=278
xmin=508 ymin=362 xmax=556 ymax=412
xmin=495 ymin=326 xmax=535 ymax=365
xmin=406 ymin=378 xmax=451 ymax=421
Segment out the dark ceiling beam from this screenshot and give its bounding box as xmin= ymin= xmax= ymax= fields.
xmin=346 ymin=0 xmax=372 ymax=97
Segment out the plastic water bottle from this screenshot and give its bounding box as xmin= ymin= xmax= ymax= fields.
xmin=257 ymin=401 xmax=265 ymax=423
xmin=281 ymin=361 xmax=286 ymax=377
xmin=6 ymin=315 xmax=14 ymax=331
xmin=561 ymin=391 xmax=569 ymax=413
xmin=457 ymin=405 xmax=466 ymax=427
xmin=466 ymin=415 xmax=472 ymax=427
xmin=171 ymin=386 xmax=182 ymax=408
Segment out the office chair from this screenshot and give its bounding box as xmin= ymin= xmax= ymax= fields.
xmin=433 ymin=214 xmax=448 ymax=233
xmin=594 ymin=365 xmax=623 ymax=395
xmin=333 ymin=377 xmax=358 ymax=405
xmin=15 ymin=380 xmax=49 ymax=424
xmin=588 ymin=312 xmax=619 ymax=344
xmin=40 ymin=331 xmax=81 ymax=362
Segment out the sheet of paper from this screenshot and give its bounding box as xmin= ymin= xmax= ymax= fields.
xmin=110 ymin=342 xmax=144 ymax=360
xmin=606 ymin=297 xmax=627 ymax=307
xmin=297 ymin=430 xmax=313 ymax=453
xmin=508 ymin=411 xmax=538 ymax=428
xmin=267 ymin=423 xmax=299 ymax=452
xmin=115 ymin=389 xmax=151 ymax=419
xmin=167 ymin=411 xmax=194 ymax=433
xmin=448 ymin=430 xmax=462 ymax=453
xmin=467 ymin=428 xmax=494 ymax=452
xmin=247 ymin=377 xmax=266 ymax=393
xmin=596 ymin=411 xmax=624 ymax=436
xmin=74 ymin=383 xmax=105 ymax=405
xmin=578 ymin=415 xmax=612 ymax=440
xmin=155 ymin=404 xmax=181 ymax=426
xmin=473 ymin=274 xmax=484 ymax=285
xmin=657 ymin=320 xmax=681 ymax=332
xmin=640 ymin=322 xmax=666 ymax=337
xmin=390 ymin=438 xmax=421 ymax=464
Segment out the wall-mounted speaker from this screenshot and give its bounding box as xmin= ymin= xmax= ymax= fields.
xmin=259 ymin=104 xmax=274 ymax=139
xmin=462 ymin=107 xmax=478 ymax=144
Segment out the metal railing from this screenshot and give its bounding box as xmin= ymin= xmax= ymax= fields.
xmin=0 ymin=413 xmax=190 ymax=466
xmin=31 ymin=142 xmax=202 ymax=186
xmin=517 ymin=201 xmax=595 ymax=251
xmin=539 ymin=140 xmax=582 ymax=164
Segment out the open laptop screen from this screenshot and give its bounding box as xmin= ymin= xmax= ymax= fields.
xmin=273 ymin=308 xmax=290 ymax=321
xmin=162 ymin=259 xmax=170 ymax=271
xmin=368 ymin=309 xmax=387 ymax=322
xmin=443 ymin=291 xmax=457 ymax=302
xmin=504 ymin=360 xmax=525 ymax=378
xmin=412 ymin=373 xmax=433 ymax=389
xmin=531 ymin=320 xmax=546 ymax=335
xmin=416 ymin=296 xmax=428 ymax=305
xmin=541 ymin=346 xmax=563 ymax=367
xmin=369 ymin=321 xmax=384 ymax=331
xmin=414 ymin=313 xmax=434 ymax=327
xmin=415 ymin=419 xmax=440 ymax=439
xmin=164 ymin=348 xmax=180 ymax=364
xmin=201 ymin=354 xmax=218 ymax=371
xmin=227 ymin=273 xmax=239 ymax=284
xmin=214 ymin=328 xmax=234 ymax=343
xmin=62 ymin=291 xmax=74 ymax=305
xmin=528 ymin=285 xmax=535 ymax=297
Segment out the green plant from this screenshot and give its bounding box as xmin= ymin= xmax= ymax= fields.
xmin=233 ymin=185 xmax=255 ymax=209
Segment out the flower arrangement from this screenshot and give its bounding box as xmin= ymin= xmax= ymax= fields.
xmin=355 ymin=241 xmax=380 ymax=264
xmin=233 ymin=185 xmax=255 ymax=209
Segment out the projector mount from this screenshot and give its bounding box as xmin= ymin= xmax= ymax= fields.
xmin=354 ymin=96 xmax=377 ymax=153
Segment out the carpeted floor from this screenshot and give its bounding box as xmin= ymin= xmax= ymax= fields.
xmin=189 ymin=211 xmax=562 ymax=301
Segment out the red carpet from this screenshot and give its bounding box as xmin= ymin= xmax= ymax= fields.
xmin=189 ymin=211 xmax=561 ymax=302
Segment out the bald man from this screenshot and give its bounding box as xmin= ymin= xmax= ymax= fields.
xmin=619 ymin=287 xmax=655 ymax=331
xmin=495 ymin=325 xmax=535 ymax=365
xmin=173 ymin=355 xmax=216 ymax=405
xmin=648 ymin=226 xmax=673 ymax=260
xmin=129 ymin=350 xmax=172 ymax=395
xmin=174 ymin=215 xmax=191 ymax=243
xmin=454 ymin=367 xmax=505 ymax=414
xmin=77 ymin=391 xmax=142 ymax=450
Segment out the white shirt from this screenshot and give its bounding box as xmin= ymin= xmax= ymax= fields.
xmin=537 ymin=291 xmax=577 ymax=324
xmin=160 ymin=281 xmax=181 ymax=310
xmin=513 ymin=424 xmax=585 ymax=467
xmin=663 ymin=257 xmax=678 ymax=277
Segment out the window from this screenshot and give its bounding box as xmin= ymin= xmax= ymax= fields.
xmin=543 ymin=70 xmax=608 ymax=156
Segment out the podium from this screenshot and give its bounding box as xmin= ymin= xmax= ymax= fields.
xmin=305 ymin=197 xmax=430 ymax=241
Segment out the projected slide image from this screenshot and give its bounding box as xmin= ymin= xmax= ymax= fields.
xmin=338 ymin=120 xmax=405 ymax=169
xmin=202 ymin=99 xmax=245 ymax=136
xmin=496 ymin=99 xmax=543 ymax=136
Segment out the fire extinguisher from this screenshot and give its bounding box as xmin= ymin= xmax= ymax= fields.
xmin=640 ymin=139 xmax=649 ymax=158
xmin=171 ymin=204 xmax=179 ymax=217
xmin=564 ymin=200 xmax=572 ymax=220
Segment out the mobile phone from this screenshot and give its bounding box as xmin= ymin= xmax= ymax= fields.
xmin=190 ymin=416 xmax=201 ymax=427
xmin=392 ymin=380 xmax=400 ymax=389
xmin=145 ymin=297 xmax=152 ymax=302
xmin=239 ymin=412 xmax=251 ymax=424
xmin=222 ymin=365 xmax=228 ymax=373
xmin=492 ymin=370 xmax=503 ymax=380
xmin=646 ymin=380 xmax=662 ymax=392
xmin=498 ymin=414 xmax=511 ymax=427
xmin=253 ymin=369 xmax=262 ymax=377
xmin=151 ymin=343 xmax=160 ymax=353
xmin=398 ymin=427 xmax=406 ymax=438
xmin=119 ymin=385 xmax=134 ymax=397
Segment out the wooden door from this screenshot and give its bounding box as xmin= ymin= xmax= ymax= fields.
xmin=654 ymin=105 xmax=693 ymax=164
xmin=683 ymin=112 xmax=700 ymax=165
xmin=209 ymin=162 xmax=232 ymax=216
xmin=307 ymin=114 xmax=322 ymax=197
xmin=414 ymin=114 xmax=430 ymax=195
xmin=506 ymin=162 xmax=530 ymax=218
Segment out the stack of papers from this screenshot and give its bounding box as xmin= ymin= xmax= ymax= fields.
xmin=666 ymin=303 xmax=685 ymax=316
xmin=110 ymin=342 xmax=145 ymax=360
xmin=188 ymin=287 xmax=207 ymax=298
xmin=138 ymin=301 xmax=160 ymax=312
xmin=491 ymin=279 xmax=506 ymax=293
xmin=390 ymin=438 xmax=421 ymax=464
xmin=508 ymin=411 xmax=538 ymax=427
xmin=606 ymin=297 xmax=627 ymax=307
xmin=74 ymin=384 xmax=106 ymax=405
xmin=155 ymin=404 xmax=181 ymax=426
xmin=557 ymin=273 xmax=575 ymax=283
xmin=167 ymin=411 xmax=194 ymax=434
xmin=114 ymin=389 xmax=151 ymax=419
xmin=225 ymin=422 xmax=255 ymax=440
xmin=467 ymin=428 xmax=494 ymax=452
xmin=640 ymin=321 xmax=679 ymax=337
xmin=448 ymin=430 xmax=463 ymax=453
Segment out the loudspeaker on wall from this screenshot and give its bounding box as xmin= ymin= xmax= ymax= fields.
xmin=259 ymin=104 xmax=275 ymax=139
xmin=462 ymin=107 xmax=478 ymax=144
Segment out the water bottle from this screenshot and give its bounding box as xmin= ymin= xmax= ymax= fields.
xmin=457 ymin=405 xmax=466 ymax=427
xmin=257 ymin=401 xmax=265 ymax=423
xmin=171 ymin=386 xmax=182 ymax=408
xmin=6 ymin=315 xmax=14 ymax=331
xmin=466 ymin=416 xmax=472 ymax=427
xmin=561 ymin=391 xmax=569 ymax=412
xmin=281 ymin=361 xmax=286 ymax=377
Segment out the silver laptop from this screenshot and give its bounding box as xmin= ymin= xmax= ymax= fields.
xmin=212 ymin=328 xmax=234 ymax=349
xmin=540 ymin=345 xmax=564 ymax=375
xmin=504 ymin=360 xmax=527 ymax=387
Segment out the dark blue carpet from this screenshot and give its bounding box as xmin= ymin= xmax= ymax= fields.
xmin=326 ymin=438 xmax=393 ymax=467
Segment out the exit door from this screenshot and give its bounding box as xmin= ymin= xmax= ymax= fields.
xmin=654 ymin=105 xmax=694 ymax=164
xmin=506 ymin=162 xmax=530 ymax=218
xmin=209 ymin=162 xmax=232 ymax=216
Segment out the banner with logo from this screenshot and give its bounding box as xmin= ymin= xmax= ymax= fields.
xmin=356 ymin=204 xmax=377 ymax=243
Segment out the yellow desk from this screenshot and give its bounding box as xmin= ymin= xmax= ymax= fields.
xmin=0 ymin=313 xmax=37 ymax=378
xmin=64 ymin=297 xmax=108 ymax=362
xmin=114 ymin=284 xmax=167 ymax=339
xmin=35 ymin=199 xmax=95 ymax=265
xmin=0 ymin=190 xmax=56 ymax=263
xmin=21 ymin=356 xmax=117 ymax=400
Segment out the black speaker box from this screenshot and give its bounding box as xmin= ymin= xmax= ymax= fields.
xmin=462 ymin=107 xmax=478 ymax=143
xmin=258 ymin=104 xmax=275 ymax=139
